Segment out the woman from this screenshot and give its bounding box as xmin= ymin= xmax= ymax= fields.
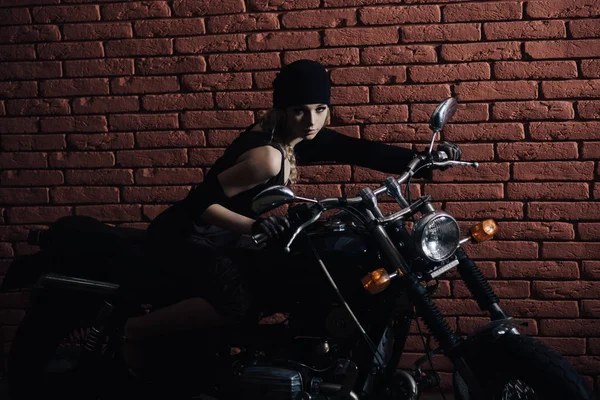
xmin=122 ymin=59 xmax=461 ymax=368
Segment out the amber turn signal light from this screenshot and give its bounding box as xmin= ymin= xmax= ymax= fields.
xmin=362 ymin=268 xmax=392 ymax=295
xmin=469 ymin=219 xmax=498 ymax=243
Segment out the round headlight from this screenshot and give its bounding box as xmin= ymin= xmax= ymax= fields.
xmin=413 ymin=211 xmax=460 ymax=262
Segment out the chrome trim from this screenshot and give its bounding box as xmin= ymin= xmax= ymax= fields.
xmin=430 ymin=259 xmax=459 ymax=279
xmin=38 ymin=273 xmax=120 ymax=295
xmin=320 ymin=383 xmax=359 ymax=400
xmin=459 ymin=237 xmax=472 ymax=245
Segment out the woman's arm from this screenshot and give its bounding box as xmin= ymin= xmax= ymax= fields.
xmin=294 ymin=128 xmax=416 ymax=175
xmin=197 ymin=145 xmax=282 ymax=235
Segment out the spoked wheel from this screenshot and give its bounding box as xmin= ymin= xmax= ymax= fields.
xmin=501 ymin=379 xmax=537 ymax=400
xmin=455 ymin=375 xmax=540 ymax=400
xmin=44 ymin=326 xmax=88 ymax=381
xmin=7 ymin=299 xmax=116 ymax=400
xmin=42 ymin=326 xmax=113 ymax=394
xmin=453 ymin=334 xmax=594 ymax=400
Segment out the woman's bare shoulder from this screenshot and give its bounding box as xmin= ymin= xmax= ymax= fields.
xmin=220 ymin=123 xmax=283 ymax=177
xmin=237 ymin=145 xmax=283 ymax=177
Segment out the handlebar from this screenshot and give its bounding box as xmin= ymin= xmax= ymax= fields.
xmin=251 ymin=155 xmax=478 ymax=249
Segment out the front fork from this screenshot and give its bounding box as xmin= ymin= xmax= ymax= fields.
xmin=372 ymin=221 xmax=508 ymax=394
xmin=405 ymin=247 xmax=513 ymax=347
xmin=454 ymin=247 xmax=509 ymax=321
xmin=404 ymin=247 xmax=513 ymax=398
xmin=370 ymin=220 xmax=507 ymax=392
xmin=360 ymin=186 xmax=510 ymax=394
xmin=375 ymin=238 xmax=509 ymax=351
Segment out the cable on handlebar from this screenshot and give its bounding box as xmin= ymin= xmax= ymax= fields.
xmin=406 ymin=161 xmax=433 ymax=216
xmin=338 ymin=206 xmax=368 ymax=228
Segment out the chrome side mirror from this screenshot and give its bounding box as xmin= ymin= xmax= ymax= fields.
xmin=428 ymin=97 xmax=458 ymax=154
xmin=251 ymin=185 xmax=318 ymax=215
xmin=429 ymin=97 xmax=457 ymax=132
xmin=251 ymin=185 xmax=297 ymax=214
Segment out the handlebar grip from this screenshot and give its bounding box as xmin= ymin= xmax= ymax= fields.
xmin=252 ymin=233 xmax=269 ymax=246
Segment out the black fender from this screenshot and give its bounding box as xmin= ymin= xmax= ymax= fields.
xmin=464 ymin=318 xmax=526 ymax=340
xmin=449 ymin=318 xmax=529 ymax=399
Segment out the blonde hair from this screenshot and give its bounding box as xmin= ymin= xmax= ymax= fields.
xmin=259 ymin=108 xmax=298 ymax=184
xmin=259 ymin=107 xmax=332 ymax=185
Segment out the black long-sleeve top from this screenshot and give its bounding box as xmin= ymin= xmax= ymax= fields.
xmin=295 ymin=126 xmax=415 ymax=174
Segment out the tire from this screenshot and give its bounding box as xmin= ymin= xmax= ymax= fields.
xmin=7 ymin=295 xmax=109 ymax=400
xmin=453 ymin=334 xmax=595 ymax=400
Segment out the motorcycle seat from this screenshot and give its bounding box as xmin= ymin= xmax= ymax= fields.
xmin=29 ymin=215 xmax=146 ymax=247
xmin=26 ymin=215 xmax=149 ymax=282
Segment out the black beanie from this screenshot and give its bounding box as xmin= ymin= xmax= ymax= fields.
xmin=272 ymin=59 xmax=331 ymax=109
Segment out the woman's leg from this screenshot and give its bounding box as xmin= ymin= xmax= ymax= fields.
xmin=121 ymin=297 xmax=235 ymax=369
xmin=123 ymin=296 xmax=234 ymax=341
xmin=121 ymin=245 xmax=249 ymax=369
xmin=129 ymin=225 xmax=235 ymax=340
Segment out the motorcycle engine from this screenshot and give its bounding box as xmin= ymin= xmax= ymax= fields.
xmin=239 ymin=366 xmax=303 ymax=400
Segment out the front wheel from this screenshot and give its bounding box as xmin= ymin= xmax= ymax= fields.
xmin=453 ymin=334 xmax=594 ymax=400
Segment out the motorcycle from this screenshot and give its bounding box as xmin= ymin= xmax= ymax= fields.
xmin=1 ymin=98 xmax=594 ymax=400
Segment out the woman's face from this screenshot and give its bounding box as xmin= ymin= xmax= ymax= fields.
xmin=284 ymin=103 xmax=329 ymax=141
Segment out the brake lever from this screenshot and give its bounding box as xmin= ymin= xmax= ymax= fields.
xmin=434 ymin=160 xmax=479 ymax=168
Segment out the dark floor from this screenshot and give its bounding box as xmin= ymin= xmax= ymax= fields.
xmin=1 ymin=377 xmax=8 ymax=399
xmin=0 ymin=376 xmax=454 ymax=399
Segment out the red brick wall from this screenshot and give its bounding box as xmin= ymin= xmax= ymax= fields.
xmin=0 ymin=0 xmax=599 ymax=391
